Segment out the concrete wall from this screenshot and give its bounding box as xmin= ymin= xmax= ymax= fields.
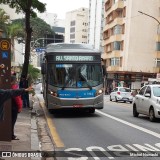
xmin=124 ymin=0 xmax=160 ymax=72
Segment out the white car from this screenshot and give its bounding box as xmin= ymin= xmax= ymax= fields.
xmin=110 ymin=87 xmax=133 ymax=103
xmin=133 ymin=84 xmax=160 ymax=122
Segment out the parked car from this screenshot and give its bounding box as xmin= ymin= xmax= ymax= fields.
xmin=110 ymin=87 xmax=133 ymax=103
xmin=133 ymin=84 xmax=160 ymax=122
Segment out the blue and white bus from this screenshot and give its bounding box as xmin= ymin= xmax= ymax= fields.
xmin=41 ymin=43 xmax=105 ymax=113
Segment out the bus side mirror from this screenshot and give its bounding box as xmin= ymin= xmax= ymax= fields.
xmin=41 ymin=63 xmax=46 ymax=74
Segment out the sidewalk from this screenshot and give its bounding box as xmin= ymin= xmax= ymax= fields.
xmin=0 ymin=96 xmax=55 ymax=160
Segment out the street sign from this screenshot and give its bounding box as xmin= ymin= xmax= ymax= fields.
xmin=0 ymin=38 xmax=12 ymax=141
xmin=36 ymin=48 xmax=45 ymax=53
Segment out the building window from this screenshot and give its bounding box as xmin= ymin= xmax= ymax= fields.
xmin=70 ymin=21 xmax=75 ymax=26
xmin=70 ymin=34 xmax=75 ymax=39
xmin=105 ymin=44 xmax=111 ymax=52
xmin=156 ymin=42 xmax=160 ymax=51
xmin=155 ymin=58 xmax=160 ymax=67
xmin=70 ymin=27 xmax=75 ymax=33
xmin=82 ymin=35 xmax=87 ymax=38
xmin=110 ymin=57 xmax=120 ymax=66
xmin=113 ymin=41 xmax=121 ymax=50
xmin=113 ymin=25 xmax=122 ymax=34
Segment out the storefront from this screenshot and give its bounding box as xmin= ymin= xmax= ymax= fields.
xmin=105 ymin=71 xmax=156 ymax=92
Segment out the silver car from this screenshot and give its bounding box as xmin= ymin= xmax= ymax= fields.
xmin=110 ymin=87 xmax=133 ymax=103
xmin=133 ymin=84 xmax=160 ymax=122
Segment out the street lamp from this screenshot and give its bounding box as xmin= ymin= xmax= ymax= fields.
xmin=138 ymin=11 xmax=160 ymax=34
xmin=138 ymin=11 xmax=160 ymax=74
xmin=138 ymin=11 xmax=160 ymax=25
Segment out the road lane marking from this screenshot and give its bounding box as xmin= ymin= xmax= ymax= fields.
xmin=40 ymin=102 xmax=64 ymax=147
xmin=96 ymin=110 xmax=160 ymax=139
xmin=105 ymin=101 xmax=132 ymax=108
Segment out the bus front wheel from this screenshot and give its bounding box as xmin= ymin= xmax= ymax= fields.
xmin=89 ymin=108 xmax=95 ymax=113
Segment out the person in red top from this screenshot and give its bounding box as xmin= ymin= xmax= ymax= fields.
xmin=11 ymin=75 xmax=23 ymax=140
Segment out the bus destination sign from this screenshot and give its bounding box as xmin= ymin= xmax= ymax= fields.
xmin=55 ymin=55 xmax=95 ymax=61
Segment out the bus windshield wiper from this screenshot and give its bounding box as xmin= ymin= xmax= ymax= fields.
xmin=61 ymin=72 xmax=75 ymax=90
xmin=80 ymin=74 xmax=92 ymax=90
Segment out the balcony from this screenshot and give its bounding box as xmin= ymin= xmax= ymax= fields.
xmin=153 ymin=67 xmax=160 ymax=73
xmin=105 ymin=0 xmax=112 ymax=12
xmin=102 ymin=51 xmax=122 ymax=59
xmin=104 ymin=17 xmax=125 ymax=31
xmin=105 ymin=0 xmax=125 ymax=15
xmin=107 ymin=66 xmax=122 ymax=72
xmin=103 ymin=34 xmax=124 ymax=45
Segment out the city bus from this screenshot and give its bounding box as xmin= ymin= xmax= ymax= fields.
xmin=41 ymin=43 xmax=105 ymax=113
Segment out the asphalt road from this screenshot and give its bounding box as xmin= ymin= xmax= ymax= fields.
xmin=34 ymin=84 xmax=160 ymax=160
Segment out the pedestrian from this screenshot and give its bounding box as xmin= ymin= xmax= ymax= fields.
xmin=0 ymin=81 xmax=33 ymax=140
xmin=19 ymin=75 xmax=30 ymax=108
xmin=11 ymin=75 xmax=23 ymax=140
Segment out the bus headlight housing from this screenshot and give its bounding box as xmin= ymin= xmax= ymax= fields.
xmin=49 ymin=90 xmax=58 ymax=97
xmin=96 ymin=89 xmax=103 ymax=96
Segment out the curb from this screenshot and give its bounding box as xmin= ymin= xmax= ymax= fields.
xmin=30 ymin=96 xmax=41 ymax=160
xmin=32 ymin=96 xmax=55 ymax=160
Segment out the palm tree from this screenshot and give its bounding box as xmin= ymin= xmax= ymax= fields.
xmin=0 ymin=8 xmax=10 ymax=35
xmin=7 ymin=22 xmax=24 ymax=62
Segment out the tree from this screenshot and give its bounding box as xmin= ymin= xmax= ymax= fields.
xmin=0 ymin=0 xmax=46 ymax=77
xmin=12 ymin=17 xmax=54 ymax=45
xmin=0 ymin=8 xmax=10 ymax=34
xmin=28 ymin=64 xmax=41 ymax=85
xmin=7 ymin=22 xmax=24 ymax=62
xmin=31 ymin=17 xmax=54 ymax=40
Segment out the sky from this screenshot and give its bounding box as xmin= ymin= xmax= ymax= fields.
xmin=39 ymin=0 xmax=89 ymax=19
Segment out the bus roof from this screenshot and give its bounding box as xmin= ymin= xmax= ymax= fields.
xmin=45 ymin=43 xmax=100 ymax=54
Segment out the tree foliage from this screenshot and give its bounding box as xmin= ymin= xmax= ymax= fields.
xmin=28 ymin=64 xmax=40 ymax=85
xmin=0 ymin=0 xmax=46 ymax=77
xmin=0 ymin=8 xmax=10 ymax=33
xmin=31 ymin=17 xmax=54 ymax=40
xmin=12 ymin=17 xmax=54 ymax=41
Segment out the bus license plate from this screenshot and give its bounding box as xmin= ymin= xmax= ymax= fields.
xmin=73 ymin=104 xmax=83 ymax=108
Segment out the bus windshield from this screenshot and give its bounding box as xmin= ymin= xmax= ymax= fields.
xmin=48 ymin=64 xmax=103 ymax=88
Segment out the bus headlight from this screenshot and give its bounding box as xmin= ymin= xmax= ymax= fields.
xmin=96 ymin=89 xmax=103 ymax=96
xmin=49 ymin=90 xmax=58 ymax=97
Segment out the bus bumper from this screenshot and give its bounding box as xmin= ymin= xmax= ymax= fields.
xmin=47 ymin=94 xmax=103 ymax=110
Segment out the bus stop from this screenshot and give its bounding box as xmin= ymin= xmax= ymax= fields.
xmin=0 ymin=38 xmax=12 ymax=141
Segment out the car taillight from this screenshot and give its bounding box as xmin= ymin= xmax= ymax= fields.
xmin=117 ymin=91 xmax=120 ymax=95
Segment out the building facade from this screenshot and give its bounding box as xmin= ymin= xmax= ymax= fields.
xmin=65 ymin=8 xmax=89 ymax=43
xmin=88 ymin=0 xmax=104 ymax=52
xmin=102 ymin=0 xmax=160 ymax=89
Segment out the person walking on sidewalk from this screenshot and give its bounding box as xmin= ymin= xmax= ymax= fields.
xmin=11 ymin=75 xmax=23 ymax=140
xmin=0 ymin=82 xmax=33 ymax=139
xmin=19 ymin=75 xmax=30 ymax=108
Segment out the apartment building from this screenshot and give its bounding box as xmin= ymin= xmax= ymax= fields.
xmin=102 ymin=0 xmax=160 ymax=89
xmin=88 ymin=0 xmax=104 ymax=52
xmin=65 ymin=8 xmax=89 ymax=43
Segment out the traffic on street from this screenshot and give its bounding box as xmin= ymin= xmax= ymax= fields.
xmin=35 ymin=83 xmax=160 ymax=160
